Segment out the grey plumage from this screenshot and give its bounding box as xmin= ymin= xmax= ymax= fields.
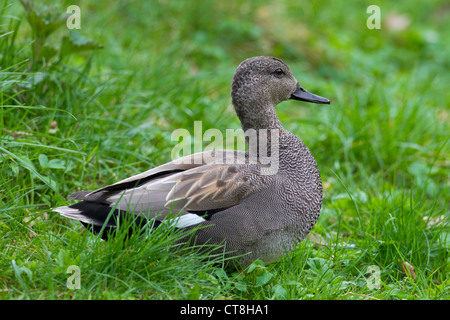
xmin=54 ymin=56 xmax=330 ymax=268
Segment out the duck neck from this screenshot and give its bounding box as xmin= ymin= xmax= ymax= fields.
xmin=233 ymin=101 xmax=289 ymax=166
xmin=234 ymin=102 xmax=283 ymax=133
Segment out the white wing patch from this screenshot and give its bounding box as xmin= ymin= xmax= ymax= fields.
xmin=168 ymin=213 xmax=206 ymax=228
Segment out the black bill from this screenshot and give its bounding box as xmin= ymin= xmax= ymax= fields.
xmin=290 ymin=83 xmax=330 ymax=104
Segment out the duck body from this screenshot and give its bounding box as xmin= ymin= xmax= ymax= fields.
xmin=54 ymin=56 xmax=329 ymax=268
xmin=189 ymin=130 xmax=322 ymax=266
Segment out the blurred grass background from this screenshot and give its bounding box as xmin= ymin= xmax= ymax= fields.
xmin=0 ymin=0 xmax=448 ymax=299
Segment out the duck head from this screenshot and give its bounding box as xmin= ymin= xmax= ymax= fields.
xmin=231 ymin=56 xmax=329 ymax=130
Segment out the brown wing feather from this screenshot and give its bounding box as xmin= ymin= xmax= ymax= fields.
xmin=163 ymin=163 xmax=272 ymax=212
xmin=69 ymin=150 xmax=273 ymax=220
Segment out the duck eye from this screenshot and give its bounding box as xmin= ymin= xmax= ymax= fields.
xmin=273 ymin=68 xmax=284 ymax=76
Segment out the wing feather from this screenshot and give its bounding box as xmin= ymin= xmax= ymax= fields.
xmin=68 ymin=149 xmax=274 ymax=223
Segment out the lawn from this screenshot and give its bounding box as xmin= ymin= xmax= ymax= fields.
xmin=0 ymin=0 xmax=448 ymax=300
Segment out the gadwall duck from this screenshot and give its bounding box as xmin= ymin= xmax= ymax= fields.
xmin=54 ymin=56 xmax=330 ymax=268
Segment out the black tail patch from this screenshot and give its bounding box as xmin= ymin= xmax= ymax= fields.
xmin=68 ymin=201 xmax=158 ymax=240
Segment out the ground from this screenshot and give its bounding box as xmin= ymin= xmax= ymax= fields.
xmin=0 ymin=0 xmax=448 ymax=299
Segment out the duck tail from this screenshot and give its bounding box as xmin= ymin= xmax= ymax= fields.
xmin=53 ymin=201 xmax=152 ymax=240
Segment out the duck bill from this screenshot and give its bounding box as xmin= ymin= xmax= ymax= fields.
xmin=290 ymin=83 xmax=330 ymax=104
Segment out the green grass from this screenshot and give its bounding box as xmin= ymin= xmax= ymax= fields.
xmin=0 ymin=0 xmax=448 ymax=300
